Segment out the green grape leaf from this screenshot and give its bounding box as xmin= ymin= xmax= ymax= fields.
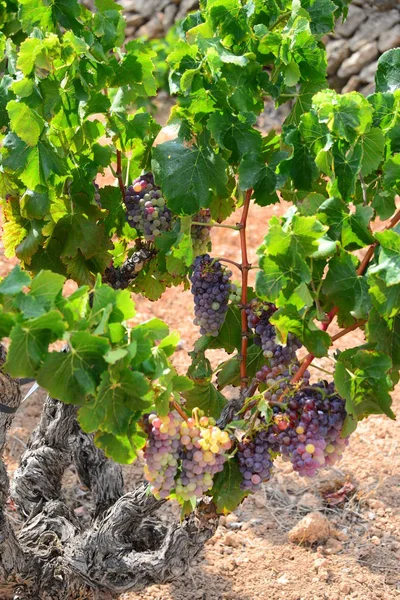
xmin=367 ymin=309 xmax=400 ymax=373
xmin=331 ymin=142 xmax=362 ymax=200
xmin=211 ymin=459 xmax=248 ymax=514
xmin=5 ymin=311 xmax=66 ymax=378
xmin=207 ymin=111 xmax=262 ymax=164
xmin=334 ymin=348 xmax=395 ymax=420
xmin=182 ymin=381 xmax=226 ymax=419
xmin=152 ymin=140 xmax=229 ymax=215
xmin=7 ymin=101 xmax=44 ymax=147
xmin=323 ymin=252 xmax=371 ymax=320
xmin=360 ymin=128 xmax=385 ymax=177
xmin=78 ymin=368 xmax=150 ymax=435
xmin=36 ymin=332 xmax=109 ymax=404
xmin=94 ymin=424 xmax=146 ymax=464
xmin=216 ymin=345 xmax=264 ymax=388
xmin=0 ymin=265 xmax=31 ymax=295
xmin=368 ymin=230 xmax=400 ymax=287
xmin=271 ymin=305 xmax=331 ymax=357
xmin=206 ymin=305 xmax=242 ymax=354
xmin=375 ymin=48 xmax=400 ymax=94
xmin=238 ymin=152 xmax=278 ymax=206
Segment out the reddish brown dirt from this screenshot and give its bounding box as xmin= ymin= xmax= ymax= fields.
xmin=1 ymin=130 xmax=400 ymax=600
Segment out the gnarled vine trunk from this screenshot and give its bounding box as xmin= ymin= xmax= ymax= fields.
xmin=0 ymin=356 xmax=219 ymax=599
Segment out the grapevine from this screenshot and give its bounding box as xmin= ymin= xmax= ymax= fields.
xmin=0 ymin=0 xmax=399 ymax=594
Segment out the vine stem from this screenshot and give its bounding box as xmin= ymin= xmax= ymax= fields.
xmin=215 ymin=257 xmax=242 ymax=270
xmin=291 ymin=207 xmax=400 ymax=384
xmin=331 ymin=320 xmax=366 ymax=342
xmin=191 ymin=221 xmax=240 ymax=230
xmin=240 ymin=189 xmax=252 ymax=389
xmin=172 ymin=400 xmax=189 ymax=423
xmin=116 ymin=149 xmax=125 ymax=201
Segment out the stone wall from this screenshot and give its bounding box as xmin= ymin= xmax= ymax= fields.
xmin=327 ymin=0 xmax=400 ymax=94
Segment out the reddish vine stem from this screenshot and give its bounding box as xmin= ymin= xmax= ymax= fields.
xmin=291 ymin=207 xmax=400 ymax=384
xmin=331 ymin=319 xmax=366 ymax=342
xmin=116 ymin=149 xmax=125 ymax=200
xmin=240 ymin=189 xmax=253 ymax=389
xmin=172 ymin=400 xmax=189 ymax=423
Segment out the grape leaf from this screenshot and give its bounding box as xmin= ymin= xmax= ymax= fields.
xmin=0 ymin=265 xmax=31 ymax=295
xmin=182 ymin=381 xmax=226 ymax=418
xmin=375 ymin=48 xmax=400 ymax=94
xmin=152 ymin=140 xmax=229 ymax=215
xmin=334 ymin=348 xmax=395 ymax=420
xmin=211 ymin=459 xmax=248 ymax=514
xmin=36 ymin=332 xmax=109 ymax=404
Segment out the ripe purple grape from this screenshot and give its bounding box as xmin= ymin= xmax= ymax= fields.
xmin=124 ymin=172 xmax=173 ymax=241
xmin=190 ymin=254 xmax=232 ymax=336
xmin=191 ymin=209 xmax=212 ymax=255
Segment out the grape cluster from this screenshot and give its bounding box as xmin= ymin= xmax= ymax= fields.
xmin=277 ymin=382 xmax=349 ymax=477
xmin=256 ymin=363 xmax=311 ymax=403
xmin=229 ymin=281 xmax=242 ymax=304
xmin=246 ymin=300 xmax=302 ymax=366
xmin=237 ymin=430 xmax=274 ymax=491
xmin=191 ymin=209 xmax=212 ymax=255
xmin=143 ymin=412 xmax=181 ymax=499
xmin=176 ymin=416 xmax=232 ymax=501
xmin=124 ymin=172 xmax=173 ymax=241
xmin=143 ymin=413 xmax=232 ymax=502
xmin=190 ymin=254 xmax=232 ymax=336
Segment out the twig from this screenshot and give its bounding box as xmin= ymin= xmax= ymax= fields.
xmin=116 ymin=149 xmax=125 ymax=201
xmin=191 ymin=221 xmax=240 ymax=230
xmin=331 ymin=320 xmax=366 ymax=342
xmin=214 ymin=257 xmax=243 ymax=271
xmin=240 ymin=189 xmax=252 ymax=389
xmin=172 ymin=399 xmax=189 ymax=422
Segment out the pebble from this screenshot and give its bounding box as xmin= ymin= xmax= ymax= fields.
xmin=277 ymin=575 xmax=290 ymax=585
xmin=223 ymin=533 xmax=240 ymax=548
xmin=340 ymin=583 xmax=351 ymax=595
xmin=371 ymin=536 xmax=381 ymax=546
xmin=325 ymin=538 xmax=343 ymax=555
xmin=367 ymin=499 xmax=385 ymax=510
xmin=289 ymin=512 xmax=334 ymax=545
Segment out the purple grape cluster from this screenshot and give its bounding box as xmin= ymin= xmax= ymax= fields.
xmin=266 ymin=382 xmax=349 ymax=478
xmin=237 ymin=430 xmax=274 ymax=491
xmin=246 ymin=300 xmax=302 ymax=366
xmin=124 ymin=172 xmax=173 ymax=241
xmin=278 ymin=382 xmax=349 ymax=477
xmin=191 ymin=209 xmax=212 ymax=255
xmin=190 ymin=254 xmax=232 ymax=336
xmin=143 ymin=412 xmax=181 ymax=499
